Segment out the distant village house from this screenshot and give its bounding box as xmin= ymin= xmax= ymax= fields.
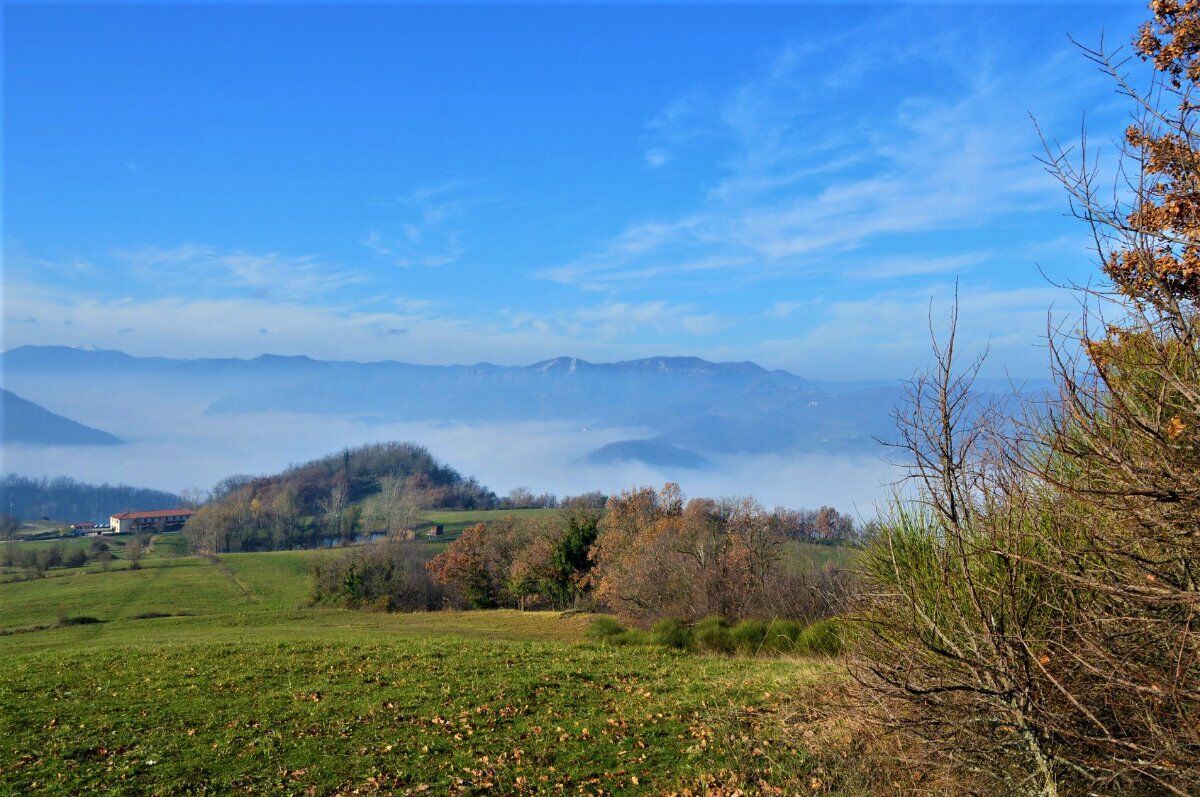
xmin=109 ymin=508 xmax=195 ymax=535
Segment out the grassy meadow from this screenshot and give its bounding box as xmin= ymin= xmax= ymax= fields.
xmin=0 ymin=516 xmax=855 ymax=794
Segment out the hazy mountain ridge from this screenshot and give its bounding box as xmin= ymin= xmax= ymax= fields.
xmin=1 ymin=346 xmax=1043 ymax=464
xmin=1 ymin=388 xmax=124 ymax=446
xmin=583 ymin=439 xmax=713 ymax=469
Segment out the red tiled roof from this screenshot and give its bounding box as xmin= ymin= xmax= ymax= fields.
xmin=111 ymin=508 xmax=195 ymax=520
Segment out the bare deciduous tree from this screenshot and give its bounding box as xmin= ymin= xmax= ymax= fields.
xmin=319 ymin=477 xmax=349 ymax=545
xmin=854 ymin=5 xmax=1200 ymax=792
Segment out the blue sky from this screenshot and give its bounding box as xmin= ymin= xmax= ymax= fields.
xmin=4 ymin=2 xmax=1144 ymax=378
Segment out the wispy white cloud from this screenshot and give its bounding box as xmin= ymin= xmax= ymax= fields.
xmin=644 ymin=148 xmax=669 ymax=168
xmin=568 ymin=301 xmax=726 ymax=338
xmin=538 ymin=22 xmax=1100 ymax=291
xmin=117 ymin=243 xmax=365 ymax=300
xmin=3 ymin=279 xmax=729 ymax=365
xmin=508 ymin=299 xmax=726 ymax=341
xmin=361 ymin=181 xmax=474 ymax=268
xmin=849 ymin=253 xmax=991 ymax=280
xmin=764 ymin=301 xmax=804 ymax=320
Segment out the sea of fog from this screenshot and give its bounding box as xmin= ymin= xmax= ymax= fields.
xmin=2 ymin=380 xmax=901 ymax=514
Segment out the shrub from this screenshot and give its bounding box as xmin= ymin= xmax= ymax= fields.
xmin=310 ymin=540 xmax=446 ymax=611
xmin=729 ymin=619 xmax=768 ymax=655
xmin=696 ymin=617 xmax=810 ymax=656
xmin=586 ymin=615 xmax=627 ymax=641
xmin=694 ymin=615 xmax=734 ymax=654
xmin=761 ymin=619 xmax=804 ymax=654
xmin=57 ymin=615 xmax=103 ymax=626
xmin=36 ymin=544 xmax=64 ymax=572
xmin=651 ymin=618 xmax=693 ymax=650
xmin=587 ymin=618 xmax=654 ymax=647
xmin=795 ymin=617 xmax=843 ymax=657
xmin=614 ymin=629 xmax=653 ymax=646
xmin=589 ymin=486 xmax=852 ymax=625
xmin=63 ymin=549 xmax=89 ymax=569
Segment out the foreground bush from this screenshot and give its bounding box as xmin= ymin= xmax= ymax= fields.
xmin=694 ymin=615 xmax=734 ymax=653
xmin=728 ymin=619 xmax=767 ymax=655
xmin=651 ymin=618 xmax=693 ymax=650
xmin=848 ymin=6 xmax=1200 ymax=788
xmin=584 ymin=616 xmax=651 ymax=646
xmin=589 ymin=614 xmax=838 ymax=658
xmin=794 ymin=617 xmax=842 ymax=657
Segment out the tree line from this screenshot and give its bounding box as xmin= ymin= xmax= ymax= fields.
xmin=310 ymin=485 xmax=850 ymax=625
xmin=0 ymin=475 xmax=181 ymax=525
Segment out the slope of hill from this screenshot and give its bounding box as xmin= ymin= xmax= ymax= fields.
xmin=0 ymin=548 xmax=831 ymax=794
xmin=187 ymin=441 xmax=497 ymax=551
xmin=0 ymin=388 xmax=123 ymax=446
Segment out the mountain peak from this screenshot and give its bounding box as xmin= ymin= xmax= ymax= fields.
xmin=1 ymin=344 xmax=154 ymax=370
xmin=4 ymin=344 xmax=133 ymax=358
xmin=251 ymin=353 xmax=315 ymax=362
xmin=529 ymin=356 xmax=592 ymax=374
xmin=525 ymin=355 xmax=778 ymax=378
xmin=612 ymin=356 xmax=772 ymax=377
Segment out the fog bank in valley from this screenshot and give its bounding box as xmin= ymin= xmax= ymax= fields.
xmin=2 ymin=405 xmax=899 ymax=515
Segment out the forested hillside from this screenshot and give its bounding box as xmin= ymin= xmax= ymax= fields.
xmin=0 ymin=475 xmax=180 ymax=522
xmin=185 ymin=442 xmax=497 ymax=552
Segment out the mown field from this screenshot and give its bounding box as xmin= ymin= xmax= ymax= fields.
xmin=0 ymin=517 xmax=853 ymax=794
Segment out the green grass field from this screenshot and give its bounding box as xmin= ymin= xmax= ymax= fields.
xmin=0 ymin=530 xmax=842 ymax=794
xmin=782 ymin=539 xmax=854 ymax=571
xmin=0 ymin=531 xmax=201 ymax=584
xmin=421 ymin=507 xmax=559 ymax=531
xmin=9 ymin=519 xmax=71 ymax=540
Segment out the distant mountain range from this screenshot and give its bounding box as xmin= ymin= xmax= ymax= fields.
xmin=1 ymin=388 xmax=123 ymax=446
xmin=0 ymin=346 xmax=1045 ymax=466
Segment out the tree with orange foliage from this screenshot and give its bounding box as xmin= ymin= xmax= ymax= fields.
xmin=588 ymin=484 xmax=805 ymax=625
xmin=426 ymin=521 xmax=518 ymax=608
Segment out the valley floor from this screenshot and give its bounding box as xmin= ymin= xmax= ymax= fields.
xmin=0 ymin=545 xmax=843 ymax=795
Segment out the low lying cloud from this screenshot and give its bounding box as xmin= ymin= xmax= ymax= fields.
xmin=3 ymin=379 xmax=898 ymax=515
